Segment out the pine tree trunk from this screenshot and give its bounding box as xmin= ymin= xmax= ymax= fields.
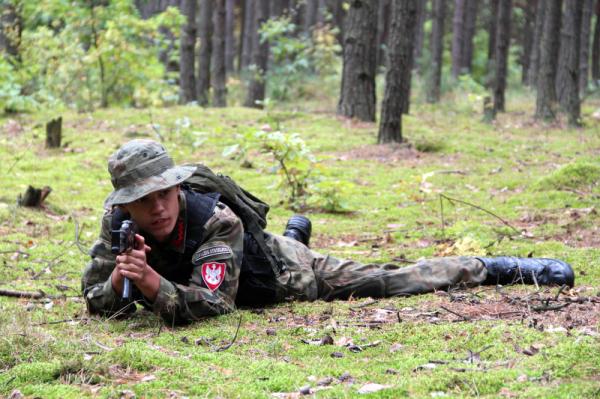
xmin=426 ymin=0 xmax=446 ymax=103
xmin=225 ymin=0 xmax=236 ymax=73
xmin=179 ymin=0 xmax=197 ymax=104
xmin=536 ymin=0 xmax=563 ymax=121
xmin=212 ymin=0 xmax=227 ymax=107
xmin=240 ymin=0 xmax=255 ymax=71
xmin=557 ymin=4 xmax=571 ymax=107
xmin=494 ymin=0 xmax=512 ymax=113
xmin=304 ymin=0 xmax=318 ymax=34
xmin=527 ymin=0 xmax=546 ymax=86
xmin=562 ymin=0 xmax=584 ymax=125
xmin=0 ymin=2 xmax=21 ymax=61
xmin=378 ymin=0 xmax=418 ymax=144
xmin=413 ymin=0 xmax=427 ymax=70
xmin=580 ymin=0 xmax=594 ymax=93
xmin=197 ymin=0 xmax=214 ymax=106
xmin=485 ymin=0 xmax=499 ymax=88
xmin=244 ymin=0 xmax=270 ymax=108
xmin=461 ymin=0 xmax=478 ymax=74
xmin=451 ymin=0 xmax=466 ymax=78
xmin=520 ymin=0 xmax=535 ymax=84
xmin=376 ymin=0 xmax=390 ymax=68
xmin=592 ymin=1 xmax=600 ymax=86
xmin=337 ymin=0 xmax=378 ymax=121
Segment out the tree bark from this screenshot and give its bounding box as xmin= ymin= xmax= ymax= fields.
xmin=520 ymin=0 xmax=535 ymax=84
xmin=413 ymin=0 xmax=427 ymax=70
xmin=535 ymin=0 xmax=563 ymax=121
xmin=225 ymin=0 xmax=236 ymax=73
xmin=378 ymin=0 xmax=418 ymax=144
xmin=451 ymin=0 xmax=467 ymax=78
xmin=197 ymin=0 xmax=214 ymax=106
xmin=240 ymin=0 xmax=255 ymax=71
xmin=337 ymin=0 xmax=378 ymax=121
xmin=376 ymin=0 xmax=391 ymax=68
xmin=579 ymin=0 xmax=594 ymax=92
xmin=560 ymin=0 xmax=584 ymax=125
xmin=485 ymin=0 xmax=499 ymax=88
xmin=212 ymin=0 xmax=227 ymax=107
xmin=426 ymin=0 xmax=446 ymax=103
xmin=461 ymin=0 xmax=478 ymax=74
xmin=179 ymin=0 xmax=197 ymax=104
xmin=304 ymin=0 xmax=318 ymax=34
xmin=493 ymin=0 xmax=512 ymax=113
xmin=527 ymin=0 xmax=545 ymax=86
xmin=0 ymin=1 xmax=21 ymax=62
xmin=592 ymin=1 xmax=600 ymax=86
xmin=244 ymin=0 xmax=270 ymax=108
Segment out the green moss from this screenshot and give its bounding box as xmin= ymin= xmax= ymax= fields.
xmin=536 ymin=162 xmax=600 ymax=191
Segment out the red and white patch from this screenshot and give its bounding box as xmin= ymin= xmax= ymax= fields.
xmin=201 ymin=262 xmax=226 ymax=292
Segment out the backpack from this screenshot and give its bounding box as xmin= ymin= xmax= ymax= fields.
xmin=183 ymin=163 xmax=284 ymax=279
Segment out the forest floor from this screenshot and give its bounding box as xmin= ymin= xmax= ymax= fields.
xmin=1 ymin=92 xmax=599 ymax=398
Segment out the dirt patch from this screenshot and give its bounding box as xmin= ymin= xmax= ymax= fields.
xmin=333 ymin=143 xmax=422 ymax=163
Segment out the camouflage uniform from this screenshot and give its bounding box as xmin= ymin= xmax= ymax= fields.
xmin=82 ymin=189 xmax=487 ymax=324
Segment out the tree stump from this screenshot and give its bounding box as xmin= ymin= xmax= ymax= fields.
xmin=18 ymin=186 xmax=52 ymax=207
xmin=482 ymin=96 xmax=496 ymax=123
xmin=45 ymin=117 xmax=62 ymax=148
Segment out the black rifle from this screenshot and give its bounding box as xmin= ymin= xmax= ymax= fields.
xmin=111 ymin=219 xmax=138 ymax=300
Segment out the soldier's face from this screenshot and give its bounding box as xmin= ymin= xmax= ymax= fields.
xmin=122 ymin=186 xmax=180 ymax=242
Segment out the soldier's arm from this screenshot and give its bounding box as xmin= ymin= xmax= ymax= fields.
xmin=151 ymin=202 xmax=243 ymax=324
xmin=81 ymin=212 xmax=136 ymax=317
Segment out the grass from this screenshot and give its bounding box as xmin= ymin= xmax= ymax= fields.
xmin=0 ymin=87 xmax=599 ymax=398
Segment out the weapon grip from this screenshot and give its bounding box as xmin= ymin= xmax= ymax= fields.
xmin=111 ymin=219 xmax=138 ymax=300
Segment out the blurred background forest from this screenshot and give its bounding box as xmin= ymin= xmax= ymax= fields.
xmin=1 ymin=0 xmax=599 ymax=141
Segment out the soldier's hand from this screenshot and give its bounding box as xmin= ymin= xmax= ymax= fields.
xmin=115 ymin=234 xmax=152 ymax=283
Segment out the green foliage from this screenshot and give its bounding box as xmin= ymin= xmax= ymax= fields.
xmin=4 ymin=0 xmax=182 ymax=113
xmin=0 ymin=58 xmax=38 ymax=113
xmin=259 ymin=15 xmax=341 ymax=102
xmin=535 ymin=162 xmax=600 ymax=191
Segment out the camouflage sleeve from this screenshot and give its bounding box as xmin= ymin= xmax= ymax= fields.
xmin=151 ymin=202 xmax=243 ymax=324
xmin=81 ymin=212 xmax=136 ymax=317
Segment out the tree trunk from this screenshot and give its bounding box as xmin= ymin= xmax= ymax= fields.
xmin=592 ymin=1 xmax=600 ymax=86
xmin=337 ymin=0 xmax=378 ymax=121
xmin=197 ymin=0 xmax=214 ymax=106
xmin=0 ymin=2 xmax=21 ymax=62
xmin=579 ymin=0 xmax=594 ymax=93
xmin=325 ymin=0 xmax=346 ymax=44
xmin=461 ymin=0 xmax=478 ymax=74
xmin=520 ymin=0 xmax=535 ymax=84
xmin=212 ymin=0 xmax=227 ymax=107
xmin=493 ymin=0 xmax=512 ymax=113
xmin=316 ymin=0 xmax=327 ymax=25
xmin=426 ymin=0 xmax=446 ymax=103
xmin=179 ymin=0 xmax=197 ymax=104
xmin=304 ymin=0 xmax=318 ymax=34
xmin=225 ymin=0 xmax=236 ymax=73
xmin=535 ymin=0 xmax=563 ymax=121
xmin=485 ymin=0 xmax=499 ymax=88
xmin=451 ymin=0 xmax=467 ymax=78
xmin=240 ymin=0 xmax=255 ymax=71
xmin=378 ymin=0 xmax=418 ymax=144
xmin=560 ymin=0 xmax=584 ymax=125
xmin=376 ymin=0 xmax=390 ymax=68
xmin=244 ymin=0 xmax=270 ymax=108
xmin=413 ymin=0 xmax=427 ymax=70
xmin=527 ymin=0 xmax=545 ymax=86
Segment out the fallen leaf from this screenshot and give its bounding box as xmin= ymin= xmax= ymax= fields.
xmin=357 ymin=383 xmax=392 ymax=394
xmin=331 ymin=352 xmax=344 ymax=358
xmin=390 ymin=343 xmax=403 ymax=353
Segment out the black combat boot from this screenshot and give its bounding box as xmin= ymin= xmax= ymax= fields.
xmin=477 ymin=257 xmax=575 ymax=287
xmin=283 ymin=215 xmax=312 ymax=247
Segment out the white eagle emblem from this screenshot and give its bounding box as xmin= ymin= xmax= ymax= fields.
xmin=201 ymin=262 xmax=226 ymax=291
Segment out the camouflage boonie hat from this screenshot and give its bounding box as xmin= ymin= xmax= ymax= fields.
xmin=104 ymin=139 xmax=196 ymax=208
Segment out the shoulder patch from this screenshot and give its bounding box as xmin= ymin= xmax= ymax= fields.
xmin=192 ymin=244 xmax=233 ymax=265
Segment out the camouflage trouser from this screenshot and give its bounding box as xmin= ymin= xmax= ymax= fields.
xmin=266 ymin=234 xmax=488 ymax=302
